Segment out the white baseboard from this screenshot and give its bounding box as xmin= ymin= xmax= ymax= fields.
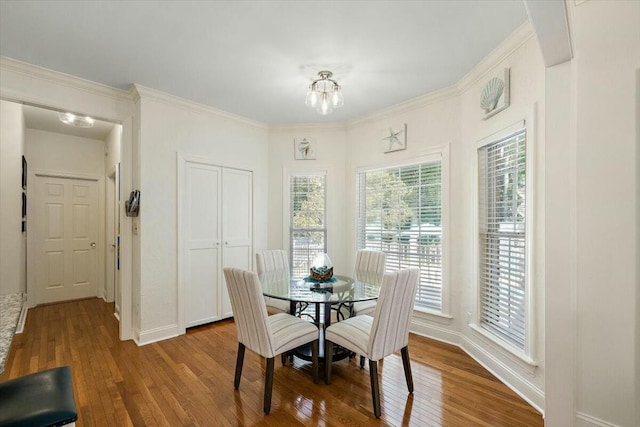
xmin=15 ymin=296 xmax=28 ymax=334
xmin=134 ymin=324 xmax=179 ymax=346
xmin=576 ymin=412 xmax=620 ymax=427
xmin=410 ymin=319 xmax=544 ymax=415
xmin=411 ymin=318 xmax=461 ymax=347
xmin=460 ymin=334 xmax=544 ymax=414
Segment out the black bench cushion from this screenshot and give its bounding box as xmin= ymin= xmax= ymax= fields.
xmin=0 ymin=366 xmax=77 ymax=427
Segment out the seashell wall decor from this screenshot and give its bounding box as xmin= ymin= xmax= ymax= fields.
xmin=294 ymin=137 xmax=316 ymax=160
xmin=481 ymin=68 xmax=510 ymax=120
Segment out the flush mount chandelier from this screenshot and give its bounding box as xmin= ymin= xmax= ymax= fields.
xmin=58 ymin=112 xmax=94 ymax=128
xmin=305 ymin=70 xmax=344 ymax=115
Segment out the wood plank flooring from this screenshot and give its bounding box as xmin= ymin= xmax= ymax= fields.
xmin=0 ymin=298 xmax=543 ymax=426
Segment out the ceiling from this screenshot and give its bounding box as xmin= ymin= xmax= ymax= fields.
xmin=23 ymin=105 xmax=116 ymax=140
xmin=0 ymin=1 xmax=528 ymax=125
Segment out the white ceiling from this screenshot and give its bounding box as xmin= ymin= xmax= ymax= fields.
xmin=0 ymin=1 xmax=528 ymax=125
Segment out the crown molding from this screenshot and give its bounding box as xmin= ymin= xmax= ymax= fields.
xmin=0 ymin=56 xmax=132 ymax=103
xmin=341 ymin=21 xmax=533 ymax=129
xmin=457 ymin=21 xmax=535 ymax=93
xmin=269 ymin=121 xmax=347 ymax=132
xmin=131 ymin=84 xmax=268 ymax=130
xmin=347 ymin=84 xmax=460 ymax=128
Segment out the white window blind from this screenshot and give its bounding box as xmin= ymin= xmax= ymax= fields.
xmin=290 ymin=174 xmax=327 ymax=279
xmin=478 ymin=128 xmax=527 ymax=349
xmin=356 ymin=161 xmax=443 ymax=311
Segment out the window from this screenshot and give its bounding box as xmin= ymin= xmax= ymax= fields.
xmin=290 ymin=174 xmax=327 ymax=279
xmin=356 ymin=160 xmax=443 ymax=311
xmin=478 ymin=128 xmax=527 ymax=349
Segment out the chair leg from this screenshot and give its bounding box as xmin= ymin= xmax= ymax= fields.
xmin=264 ymin=357 xmax=275 ymax=414
xmin=281 ymin=352 xmax=287 ymax=366
xmin=325 ymin=340 xmax=333 ymax=384
xmin=234 ymin=343 xmax=245 ymax=389
xmin=359 ymin=355 xmax=365 ymax=369
xmin=311 ymin=339 xmax=319 ymax=384
xmin=369 ymin=359 xmax=381 ymax=418
xmin=401 ymin=346 xmax=414 ymax=393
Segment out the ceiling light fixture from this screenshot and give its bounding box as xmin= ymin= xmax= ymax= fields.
xmin=305 ymin=70 xmax=343 ymax=115
xmin=58 ymin=112 xmax=95 ymax=128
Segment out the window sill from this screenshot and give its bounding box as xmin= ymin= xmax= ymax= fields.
xmin=469 ymin=323 xmax=538 ymax=367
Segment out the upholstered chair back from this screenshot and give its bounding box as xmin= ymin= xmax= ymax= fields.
xmin=223 ymin=268 xmax=276 ymax=358
xmin=367 ymin=268 xmax=420 ymax=361
xmin=256 ymin=250 xmax=289 ymax=276
xmin=354 ymin=249 xmax=386 ymax=284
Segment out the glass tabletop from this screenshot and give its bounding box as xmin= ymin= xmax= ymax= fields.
xmin=259 ymin=272 xmax=383 ymax=304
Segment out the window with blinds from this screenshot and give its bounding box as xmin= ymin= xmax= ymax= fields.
xmin=356 ymin=161 xmax=443 ymax=311
xmin=290 ymin=174 xmax=327 ymax=279
xmin=478 ymin=128 xmax=527 ymax=349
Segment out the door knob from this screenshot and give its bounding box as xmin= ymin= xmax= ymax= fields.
xmin=90 ymin=242 xmax=96 ymax=248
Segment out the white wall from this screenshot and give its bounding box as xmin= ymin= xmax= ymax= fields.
xmin=26 ymin=129 xmax=106 ymax=175
xmin=267 ymin=125 xmax=349 ymax=273
xmin=105 ymin=125 xmax=121 ymax=173
xmin=0 ymin=100 xmax=25 ymax=295
xmin=134 ymin=86 xmax=270 ymax=342
xmin=570 ymin=2 xmax=639 ymax=426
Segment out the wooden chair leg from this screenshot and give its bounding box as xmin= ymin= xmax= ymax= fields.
xmin=325 ymin=340 xmax=333 ymax=384
xmin=234 ymin=343 xmax=245 ymax=389
xmin=359 ymin=355 xmax=365 ymax=369
xmin=401 ymin=346 xmax=414 ymax=393
xmin=264 ymin=357 xmax=275 ymax=414
xmin=369 ymin=359 xmax=381 ymax=418
xmin=311 ymin=339 xmax=319 ymax=384
xmin=281 ymin=352 xmax=287 ymax=366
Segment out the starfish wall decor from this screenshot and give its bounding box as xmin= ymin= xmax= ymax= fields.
xmin=381 ymin=123 xmax=407 ymax=153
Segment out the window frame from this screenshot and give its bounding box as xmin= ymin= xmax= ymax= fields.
xmin=354 ymin=147 xmax=450 ymax=318
xmin=472 ymin=119 xmax=536 ymax=365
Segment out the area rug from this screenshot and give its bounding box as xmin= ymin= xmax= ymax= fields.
xmin=0 ymin=293 xmax=22 ymax=374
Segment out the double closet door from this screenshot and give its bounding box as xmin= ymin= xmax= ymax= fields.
xmin=184 ymin=162 xmax=252 ymax=328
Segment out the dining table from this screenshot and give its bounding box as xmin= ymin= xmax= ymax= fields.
xmin=259 ymin=271 xmax=384 ymax=361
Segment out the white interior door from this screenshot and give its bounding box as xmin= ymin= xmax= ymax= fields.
xmin=185 ymin=163 xmax=222 ymax=327
xmin=34 ymin=175 xmax=99 ymax=305
xmin=221 ymin=168 xmax=253 ymax=318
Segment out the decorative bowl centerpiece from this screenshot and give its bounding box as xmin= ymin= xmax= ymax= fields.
xmin=310 ymin=265 xmax=333 ymax=282
xmin=309 ymin=253 xmax=333 ymax=282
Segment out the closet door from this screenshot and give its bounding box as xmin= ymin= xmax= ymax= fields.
xmin=221 ymin=168 xmax=253 ymax=318
xmin=185 ymin=163 xmax=222 ymax=327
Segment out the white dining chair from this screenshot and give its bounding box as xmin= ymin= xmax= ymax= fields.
xmin=223 ymin=268 xmax=319 ymax=414
xmin=324 ymin=267 xmax=420 ymax=418
xmin=255 ymin=250 xmax=293 ymax=314
xmin=351 ymin=249 xmax=386 ymax=316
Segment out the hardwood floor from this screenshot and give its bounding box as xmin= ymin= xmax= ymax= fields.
xmin=1 ymin=298 xmax=543 ymax=426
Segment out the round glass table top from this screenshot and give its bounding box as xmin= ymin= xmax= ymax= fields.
xmin=259 ymin=273 xmax=383 ymax=304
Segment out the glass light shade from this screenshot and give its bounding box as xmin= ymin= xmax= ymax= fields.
xmin=312 ymin=253 xmax=332 ymax=269
xmin=305 ymin=84 xmax=318 ymax=108
xmin=317 ymin=92 xmax=333 ymax=115
xmin=331 ymin=86 xmax=343 ymax=108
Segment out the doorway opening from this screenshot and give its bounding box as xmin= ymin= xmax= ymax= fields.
xmin=22 ymin=104 xmax=122 ymax=312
